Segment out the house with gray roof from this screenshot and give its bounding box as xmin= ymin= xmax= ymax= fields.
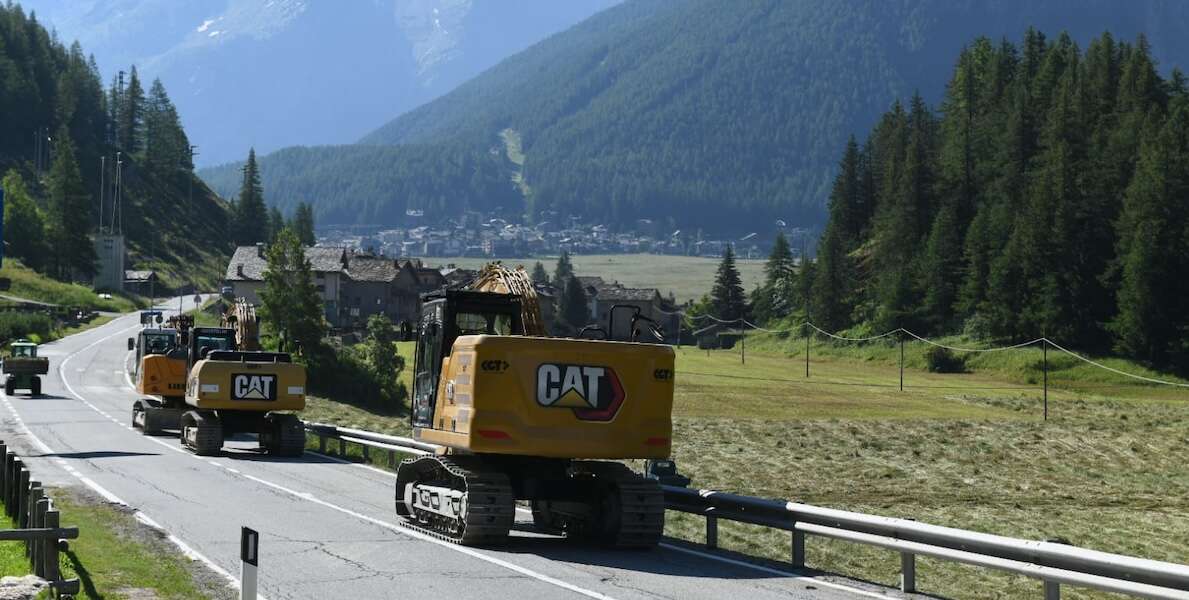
xmin=226 ymin=245 xmax=350 ymax=326
xmin=226 ymin=245 xmax=445 ymax=330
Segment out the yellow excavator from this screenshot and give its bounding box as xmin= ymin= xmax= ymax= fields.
xmin=129 ymin=308 xmax=307 ymax=456
xmin=395 ymin=264 xmax=676 ymax=547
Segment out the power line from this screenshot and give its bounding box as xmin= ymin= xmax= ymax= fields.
xmin=669 ymin=308 xmax=1189 ymax=388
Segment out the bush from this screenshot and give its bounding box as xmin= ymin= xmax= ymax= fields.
xmin=0 ymin=312 xmax=53 ymax=346
xmin=925 ymin=346 xmax=967 ymax=373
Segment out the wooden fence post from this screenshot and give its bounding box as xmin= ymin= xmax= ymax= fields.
xmin=43 ymin=509 xmax=60 ymax=583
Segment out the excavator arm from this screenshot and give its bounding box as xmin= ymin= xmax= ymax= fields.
xmin=464 ymin=263 xmax=547 ymax=337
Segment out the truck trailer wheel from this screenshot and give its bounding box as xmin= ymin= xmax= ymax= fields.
xmin=5 ymin=376 xmax=15 ymax=396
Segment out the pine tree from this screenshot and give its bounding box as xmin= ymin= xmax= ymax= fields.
xmin=366 ymin=314 xmax=405 ymax=402
xmin=557 ymin=276 xmax=589 ymax=334
xmin=143 ymin=78 xmax=189 ymax=171
xmin=259 ymin=228 xmax=325 ymax=355
xmin=234 ymin=148 xmax=268 ymax=244
xmin=117 ymin=66 xmax=145 ymax=154
xmin=710 ymin=245 xmax=747 ymax=321
xmin=46 ymin=130 xmax=96 ymax=281
xmin=1 ymin=170 xmax=48 ymax=271
xmin=752 ymin=232 xmax=797 ymax=323
xmin=531 ymin=262 xmax=549 ymax=285
xmin=1110 ymin=99 xmax=1189 ymax=364
xmin=267 ymin=206 xmax=285 ymax=244
xmin=919 ymin=202 xmax=963 ymax=331
xmin=552 ymin=250 xmax=574 ymax=288
xmin=810 ymin=225 xmax=853 ymax=331
xmin=293 ymin=202 xmax=316 ymax=246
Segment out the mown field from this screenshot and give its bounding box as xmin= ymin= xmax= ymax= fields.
xmin=302 ymin=337 xmax=1189 ymax=599
xmin=430 ymin=254 xmax=766 ymax=302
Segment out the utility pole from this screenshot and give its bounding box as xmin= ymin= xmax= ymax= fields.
xmin=99 ymin=156 xmax=106 ymax=235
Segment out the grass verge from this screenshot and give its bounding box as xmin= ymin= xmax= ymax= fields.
xmin=1 ymin=260 xmax=143 ymax=313
xmin=0 ymin=487 xmax=230 ymax=599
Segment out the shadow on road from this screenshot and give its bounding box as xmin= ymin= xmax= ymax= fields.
xmin=498 ymin=530 xmax=897 ymax=588
xmin=8 ymin=394 xmax=69 ymax=400
xmin=38 ymin=450 xmax=160 ymax=460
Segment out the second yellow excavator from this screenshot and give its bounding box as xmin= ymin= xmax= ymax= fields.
xmin=395 ymin=264 xmax=676 ymax=547
xmin=130 ymin=308 xmax=307 ymax=456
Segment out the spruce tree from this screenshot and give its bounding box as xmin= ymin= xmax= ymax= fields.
xmin=118 ymin=66 xmax=145 ymax=154
xmin=294 ymin=202 xmax=316 ymax=246
xmin=259 ymin=228 xmax=325 ymax=356
xmin=552 ymin=250 xmax=574 ymax=287
xmin=143 ymin=78 xmax=189 ymax=171
xmin=1111 ymin=100 xmax=1189 ymax=363
xmin=46 ymin=130 xmax=96 ymax=281
xmin=234 ymin=148 xmax=269 ymax=244
xmin=919 ymin=202 xmax=963 ymax=331
xmin=810 ymin=225 xmax=853 ymax=332
xmin=710 ymin=246 xmax=747 ymax=321
xmin=530 ymin=262 xmax=549 ymax=285
xmin=557 ymin=276 xmax=589 ymax=335
xmin=752 ymin=232 xmax=797 ymax=323
xmin=268 ymin=206 xmax=285 ymax=244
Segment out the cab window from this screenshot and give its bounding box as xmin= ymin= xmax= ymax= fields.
xmin=143 ymin=334 xmax=175 ymax=355
xmin=454 ymin=312 xmax=515 ymax=336
xmin=12 ymin=345 xmax=34 ymax=358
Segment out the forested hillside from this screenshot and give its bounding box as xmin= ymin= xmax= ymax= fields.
xmin=203 ymin=0 xmax=1189 ymax=233
xmin=798 ymin=30 xmax=1189 ymax=369
xmin=0 ymin=3 xmax=231 ymax=289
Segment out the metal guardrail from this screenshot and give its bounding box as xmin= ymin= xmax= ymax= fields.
xmin=0 ymin=442 xmax=81 ymax=596
xmin=665 ymin=486 xmax=1189 ymax=599
xmin=303 ymin=423 xmax=1189 ymax=599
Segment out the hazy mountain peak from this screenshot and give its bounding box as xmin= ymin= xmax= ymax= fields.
xmin=394 ymin=0 xmax=472 ymax=82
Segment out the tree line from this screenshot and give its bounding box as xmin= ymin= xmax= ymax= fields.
xmin=745 ymin=30 xmax=1188 ymax=370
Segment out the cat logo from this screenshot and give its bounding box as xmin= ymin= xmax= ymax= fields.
xmin=536 ymin=364 xmax=624 ymax=422
xmin=232 ymin=374 xmax=277 ymax=401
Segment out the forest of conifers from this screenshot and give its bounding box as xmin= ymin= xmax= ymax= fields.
xmin=0 ymin=4 xmax=230 ymax=285
xmin=801 ymin=30 xmax=1188 ymax=368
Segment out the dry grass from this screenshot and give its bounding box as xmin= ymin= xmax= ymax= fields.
xmin=663 ymin=348 xmax=1189 ymax=599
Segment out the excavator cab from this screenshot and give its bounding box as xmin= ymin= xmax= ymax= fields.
xmin=411 ymin=291 xmax=523 ymax=428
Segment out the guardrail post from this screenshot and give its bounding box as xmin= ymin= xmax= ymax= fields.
xmin=705 ymin=514 xmax=718 ymax=550
xmin=32 ymin=498 xmax=48 ymax=576
xmin=318 ymin=434 xmax=326 ymax=454
xmin=791 ymin=530 xmax=805 ymax=568
xmin=338 ymin=438 xmax=346 ymax=457
xmin=900 ymin=552 xmax=916 ymax=592
xmin=1044 ymin=581 xmax=1059 ymax=600
xmin=361 ymin=444 xmax=370 ymax=462
xmin=387 ymin=450 xmax=395 ymax=469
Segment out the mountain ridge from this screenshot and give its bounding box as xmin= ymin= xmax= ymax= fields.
xmin=202 ymin=0 xmax=1189 ymax=233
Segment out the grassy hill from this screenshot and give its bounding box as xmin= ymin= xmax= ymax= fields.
xmin=202 ymin=0 xmax=1189 ymax=233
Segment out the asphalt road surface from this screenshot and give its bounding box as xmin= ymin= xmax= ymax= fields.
xmin=1 ymin=300 xmax=899 ymax=600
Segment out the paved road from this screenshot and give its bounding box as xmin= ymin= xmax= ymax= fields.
xmin=0 ymin=301 xmax=897 ymax=600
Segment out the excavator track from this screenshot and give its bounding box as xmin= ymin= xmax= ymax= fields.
xmin=395 ymin=455 xmax=515 ymax=546
xmin=573 ymin=461 xmax=665 ymax=548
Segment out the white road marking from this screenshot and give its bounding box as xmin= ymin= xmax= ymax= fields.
xmin=50 ymin=319 xmax=626 ymax=600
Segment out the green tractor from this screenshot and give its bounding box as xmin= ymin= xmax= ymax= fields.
xmin=2 ymin=340 xmax=48 ymax=397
